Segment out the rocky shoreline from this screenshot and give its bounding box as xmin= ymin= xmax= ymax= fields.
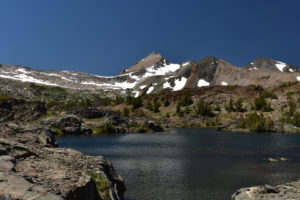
xmin=232 ymin=181 xmax=300 ymax=200
xmin=0 ymin=122 xmax=125 ymax=200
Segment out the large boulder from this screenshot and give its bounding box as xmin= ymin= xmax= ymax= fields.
xmin=42 ymin=116 xmax=92 ymax=135
xmin=0 ymin=99 xmax=46 ymax=122
xmin=66 ymin=107 xmax=104 ymax=119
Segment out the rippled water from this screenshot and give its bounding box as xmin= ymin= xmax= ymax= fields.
xmin=57 ymin=128 xmax=300 ymax=200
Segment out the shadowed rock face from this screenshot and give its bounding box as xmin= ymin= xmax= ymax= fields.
xmin=184 ymin=57 xmax=219 ymax=88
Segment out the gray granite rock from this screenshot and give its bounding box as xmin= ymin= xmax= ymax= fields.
xmin=0 ymin=123 xmax=125 ymax=200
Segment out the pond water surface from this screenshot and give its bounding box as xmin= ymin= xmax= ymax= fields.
xmin=57 ymin=128 xmax=300 ymax=200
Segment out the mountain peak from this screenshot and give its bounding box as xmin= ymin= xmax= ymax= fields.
xmin=244 ymin=57 xmax=292 ymax=72
xmin=120 ymin=52 xmax=166 ymax=74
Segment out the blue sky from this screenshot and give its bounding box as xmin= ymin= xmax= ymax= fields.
xmin=0 ymin=0 xmax=299 ymax=75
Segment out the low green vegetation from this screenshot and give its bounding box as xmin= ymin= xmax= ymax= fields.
xmin=279 ymin=81 xmax=298 ymax=88
xmin=126 ymin=96 xmax=143 ymax=110
xmin=50 ymin=125 xmax=64 ymax=136
xmin=123 ymin=107 xmax=130 ymax=117
xmin=225 ymin=98 xmax=244 ymax=112
xmin=146 ymin=97 xmax=161 ymax=113
xmin=261 ymin=92 xmax=278 ymax=99
xmin=291 ymin=112 xmax=300 ymax=127
xmin=0 ymin=95 xmax=9 ymax=104
xmin=194 ymin=99 xmax=214 ymax=117
xmin=163 ymin=98 xmax=170 ymax=107
xmin=253 ymin=97 xmax=273 ymax=112
xmin=91 ymin=124 xmax=116 ymax=135
xmin=237 ymin=112 xmax=274 ymax=132
xmin=251 ymin=84 xmax=264 ymax=95
xmin=87 ymin=171 xmax=110 ymax=199
xmin=178 ymin=91 xmax=193 ymax=107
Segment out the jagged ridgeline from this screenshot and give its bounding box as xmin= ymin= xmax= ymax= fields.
xmin=0 ymin=52 xmax=300 ymax=102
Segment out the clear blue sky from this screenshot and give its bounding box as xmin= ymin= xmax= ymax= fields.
xmin=0 ymin=0 xmax=299 ymax=75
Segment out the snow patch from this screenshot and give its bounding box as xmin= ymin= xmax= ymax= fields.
xmin=163 ymin=81 xmax=172 ymax=89
xmin=139 ymin=85 xmax=147 ymax=89
xmin=249 ymin=67 xmax=258 ymax=70
xmin=275 ymin=61 xmax=287 ymax=72
xmin=297 ymin=76 xmax=300 ymax=81
xmin=133 ymin=91 xmax=139 ymax=97
xmin=221 ymin=81 xmax=228 ymax=86
xmin=289 ymin=68 xmax=295 ymax=72
xmin=0 ymin=74 xmax=58 ymax=86
xmin=61 ymin=77 xmax=73 ymax=82
xmin=143 ymin=63 xmax=180 ymax=77
xmin=114 ymin=81 xmax=137 ymax=89
xmin=16 ymin=68 xmax=29 ymax=74
xmin=182 ymin=62 xmax=190 ymax=67
xmin=146 ymin=86 xmax=154 ymax=94
xmin=197 ymin=79 xmax=210 ymax=87
xmin=173 ymin=77 xmax=187 ymax=91
xmin=40 ymin=72 xmax=61 ymax=77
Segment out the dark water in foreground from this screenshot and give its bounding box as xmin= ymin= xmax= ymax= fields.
xmin=57 ymin=129 xmax=300 ymax=200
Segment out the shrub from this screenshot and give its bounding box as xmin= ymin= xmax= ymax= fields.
xmin=286 ymin=101 xmax=297 ymax=117
xmin=252 ymin=85 xmax=264 ymax=95
xmin=176 ymin=103 xmax=181 ymax=114
xmin=46 ymin=101 xmax=61 ymax=109
xmin=286 ymin=91 xmax=294 ymax=100
xmin=131 ymin=97 xmax=143 ymax=110
xmin=225 ymin=99 xmax=235 ymax=112
xmin=93 ymin=124 xmax=116 ymax=134
xmin=213 ymin=104 xmax=221 ymax=112
xmin=146 ymin=102 xmax=153 ymax=111
xmin=0 ymin=95 xmax=9 ymax=104
xmin=225 ymin=99 xmax=244 ymax=112
xmin=134 ymin=110 xmax=145 ymax=117
xmin=261 ymin=92 xmax=278 ymax=99
xmin=114 ymin=96 xmax=125 ymax=105
xmin=179 ymin=91 xmax=193 ymax=107
xmin=195 ymin=99 xmax=214 ymax=117
xmin=279 ymin=81 xmax=298 ymax=88
xmin=292 ymin=112 xmax=300 ymax=127
xmin=87 ymin=171 xmax=110 ymax=195
xmin=163 ymin=98 xmax=170 ymax=107
xmin=153 ymin=98 xmax=161 ymax=113
xmin=235 ymin=99 xmax=244 ymax=112
xmin=123 ymin=107 xmax=130 ymax=117
xmin=237 ymin=112 xmax=274 ymax=132
xmin=254 ymin=97 xmax=273 ymax=112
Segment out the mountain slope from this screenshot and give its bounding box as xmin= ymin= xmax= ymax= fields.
xmin=0 ymin=53 xmax=300 ymax=97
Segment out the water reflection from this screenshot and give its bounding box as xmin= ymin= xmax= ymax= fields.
xmin=57 ymin=129 xmax=300 ymax=200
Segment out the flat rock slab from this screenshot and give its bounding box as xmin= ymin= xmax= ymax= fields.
xmin=232 ymin=182 xmax=300 ymax=200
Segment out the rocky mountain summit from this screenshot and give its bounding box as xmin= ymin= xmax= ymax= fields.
xmin=0 ymin=53 xmax=299 ymax=98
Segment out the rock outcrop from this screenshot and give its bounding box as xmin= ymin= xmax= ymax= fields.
xmin=231 ymin=182 xmax=300 ymax=200
xmin=0 ymin=122 xmax=125 ymax=200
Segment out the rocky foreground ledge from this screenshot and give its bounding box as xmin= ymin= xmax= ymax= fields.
xmin=232 ymin=181 xmax=300 ymax=200
xmin=0 ymin=122 xmax=125 ymax=200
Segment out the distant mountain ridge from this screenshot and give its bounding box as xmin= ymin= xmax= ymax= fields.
xmin=0 ymin=52 xmax=299 ymax=97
